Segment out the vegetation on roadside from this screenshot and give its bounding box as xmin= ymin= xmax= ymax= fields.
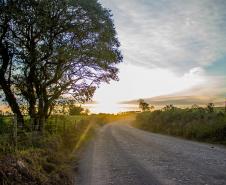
xmin=0 ymin=113 xmax=134 ymax=185
xmin=0 ymin=115 xmax=90 ymax=185
xmin=134 ymin=104 xmax=226 ymax=144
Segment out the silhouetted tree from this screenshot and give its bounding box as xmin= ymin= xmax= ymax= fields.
xmin=0 ymin=0 xmax=122 ymax=131
xmin=69 ymin=105 xmax=84 ymax=115
xmin=206 ymin=103 xmax=214 ymax=113
xmin=0 ymin=0 xmax=25 ymax=126
xmin=191 ymin=104 xmax=199 ymax=110
xmin=138 ymin=99 xmax=150 ymax=112
xmin=163 ymin=104 xmax=176 ymax=111
xmin=150 ymin=105 xmax=155 ymax=111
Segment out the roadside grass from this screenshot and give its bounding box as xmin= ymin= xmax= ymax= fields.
xmin=0 ymin=113 xmax=134 ymax=185
xmin=133 ymin=108 xmax=226 ymax=144
xmin=0 ymin=115 xmax=98 ymax=184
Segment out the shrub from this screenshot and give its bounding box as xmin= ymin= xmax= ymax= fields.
xmin=134 ymin=108 xmax=226 ymax=143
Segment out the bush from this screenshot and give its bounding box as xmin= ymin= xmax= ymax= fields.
xmin=134 ymin=108 xmax=226 ymax=143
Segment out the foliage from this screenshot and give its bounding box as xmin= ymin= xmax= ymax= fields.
xmin=138 ymin=99 xmax=151 ymax=112
xmin=68 ymin=105 xmax=85 ymax=115
xmin=162 ymin=104 xmax=176 ymax=111
xmin=207 ymin=103 xmax=214 ymax=113
xmin=0 ymin=114 xmax=115 ymax=184
xmin=0 ymin=113 xmax=134 ymax=184
xmin=0 ymin=0 xmax=122 ymax=130
xmin=134 ymin=104 xmax=226 ymax=143
xmin=52 ymin=99 xmax=90 ymax=115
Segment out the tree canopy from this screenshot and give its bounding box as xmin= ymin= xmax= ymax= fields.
xmin=138 ymin=99 xmax=150 ymax=112
xmin=0 ymin=0 xmax=122 ymax=130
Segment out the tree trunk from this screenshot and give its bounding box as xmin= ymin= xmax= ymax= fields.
xmin=0 ymin=74 xmax=24 ymax=127
xmin=36 ymin=88 xmax=49 ymax=132
xmin=0 ymin=38 xmax=24 ymax=127
xmin=37 ymin=116 xmax=45 ymax=132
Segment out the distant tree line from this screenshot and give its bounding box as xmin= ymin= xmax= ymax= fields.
xmin=54 ymin=99 xmax=90 ymax=115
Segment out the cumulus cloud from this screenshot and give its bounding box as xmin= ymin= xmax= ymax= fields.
xmin=100 ymin=0 xmax=226 ymax=73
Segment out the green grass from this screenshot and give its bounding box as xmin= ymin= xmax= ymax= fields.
xmin=0 ymin=115 xmax=98 ymax=184
xmin=0 ymin=113 xmax=133 ymax=185
xmin=134 ymin=108 xmax=226 ymax=144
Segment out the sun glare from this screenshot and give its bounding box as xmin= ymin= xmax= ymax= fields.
xmin=91 ymin=63 xmax=206 ymax=113
xmin=84 ymin=103 xmax=138 ymax=114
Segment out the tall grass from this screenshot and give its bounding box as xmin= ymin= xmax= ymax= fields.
xmin=0 ymin=113 xmax=133 ymax=184
xmin=0 ymin=114 xmax=109 ymax=185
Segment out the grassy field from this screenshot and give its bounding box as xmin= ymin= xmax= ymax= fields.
xmin=0 ymin=113 xmax=132 ymax=185
xmin=134 ymin=107 xmax=226 ymax=144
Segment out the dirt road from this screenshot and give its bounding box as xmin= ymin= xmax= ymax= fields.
xmin=77 ymin=122 xmax=226 ymax=185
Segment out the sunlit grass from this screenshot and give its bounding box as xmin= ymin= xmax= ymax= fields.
xmin=74 ymin=120 xmax=94 ymax=150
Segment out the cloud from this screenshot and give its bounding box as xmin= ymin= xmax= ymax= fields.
xmin=120 ymin=68 xmax=226 ymax=107
xmin=93 ymin=0 xmax=226 ymax=109
xmin=100 ymin=0 xmax=226 ymax=73
xmin=123 ymin=95 xmax=225 ymax=108
xmin=93 ymin=63 xmax=211 ymax=104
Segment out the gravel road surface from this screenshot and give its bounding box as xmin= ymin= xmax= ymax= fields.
xmin=77 ymin=122 xmax=226 ymax=185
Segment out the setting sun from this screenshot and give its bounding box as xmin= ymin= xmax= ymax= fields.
xmin=84 ymin=103 xmax=138 ymax=114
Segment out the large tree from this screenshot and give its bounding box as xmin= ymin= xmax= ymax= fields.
xmin=0 ymin=0 xmax=122 ymax=130
xmin=0 ymin=0 xmax=25 ymax=126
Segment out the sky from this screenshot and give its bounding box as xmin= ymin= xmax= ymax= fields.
xmin=0 ymin=0 xmax=225 ymax=114
xmin=88 ymin=0 xmax=226 ymax=113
